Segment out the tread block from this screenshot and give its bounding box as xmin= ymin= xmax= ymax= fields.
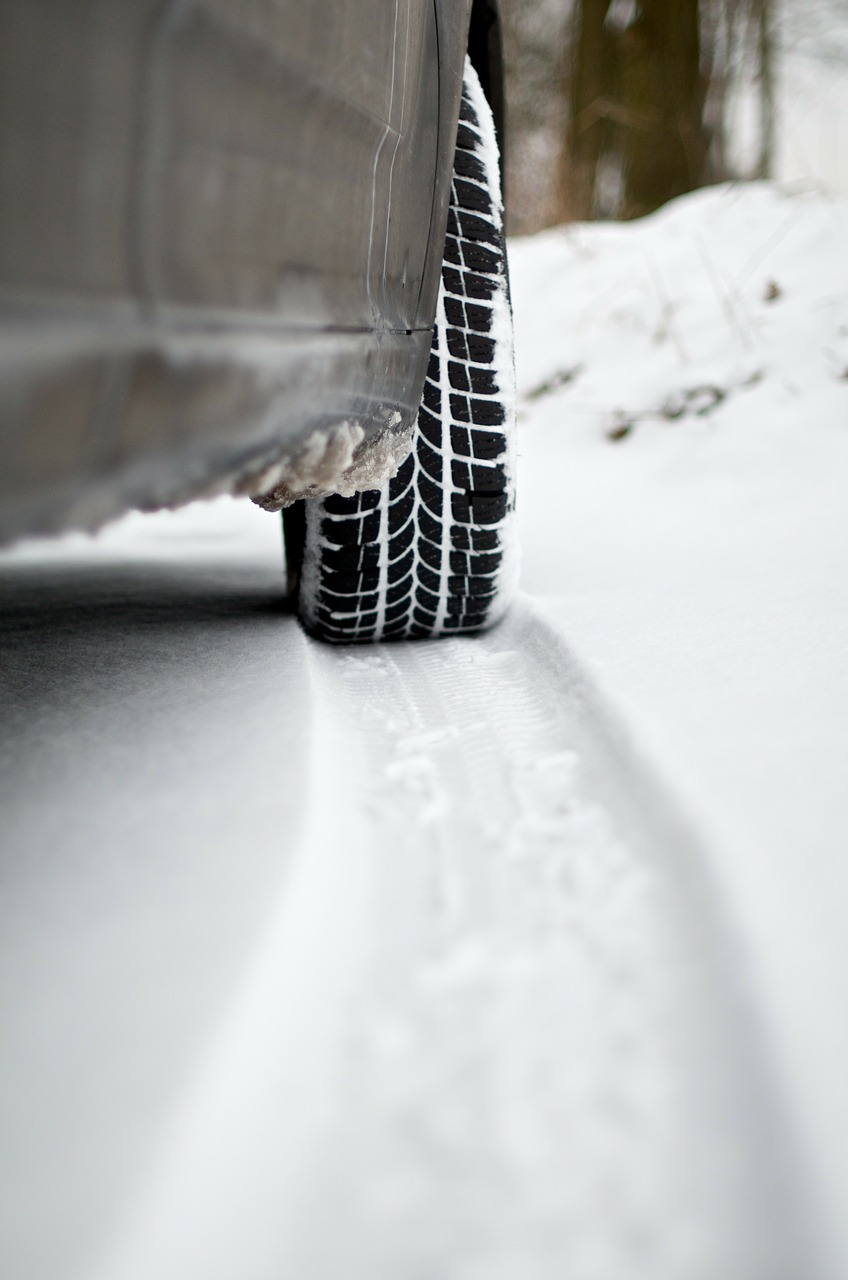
xmin=443 ymin=234 xmax=462 ymax=266
xmin=442 ymin=266 xmax=464 ymax=297
xmin=320 ymin=590 xmax=379 ymax=613
xmin=444 ymin=297 xmax=466 ymax=329
xmin=384 ymin=604 xmax=412 ymax=625
xmin=451 ymin=491 xmax=509 ymax=526
xmin=324 ymin=569 xmax=381 ymax=595
xmin=450 ymin=393 xmax=471 ymax=423
xmin=448 ymin=360 xmax=471 ymax=392
xmin=320 ymin=510 xmax=381 ymax=545
xmin=470 ymin=397 xmax=506 ymax=427
xmin=418 ymin=564 xmax=441 ymax=594
xmin=388 ymin=547 xmax=414 ymax=583
xmin=418 ymin=505 xmax=442 ymax=543
xmin=450 ymin=425 xmax=504 ymax=460
xmin=459 ymin=95 xmax=479 ymax=126
xmin=389 ymin=516 xmax=416 ymax=557
xmin=447 ymin=330 xmax=495 ymax=365
xmin=455 ymin=122 xmax=479 ymax=152
xmin=462 ymin=270 xmax=496 ymax=300
xmin=450 ymin=549 xmax=501 ymax=576
xmin=447 ymin=330 xmax=469 ymax=361
xmin=451 ymin=525 xmax=501 ymax=552
xmin=458 ymin=210 xmax=499 ymax=245
xmin=422 ymin=378 xmax=442 ymax=414
xmin=323 ymin=543 xmax=381 ymax=573
xmin=462 ymin=242 xmax=499 ymax=274
xmin=455 ymin=150 xmax=486 ymax=183
xmin=468 ymin=334 xmax=496 ymax=364
xmin=455 ymin=179 xmax=490 ymax=214
xmin=449 ymin=425 xmax=472 ymax=457
xmin=417 ymin=406 xmax=443 ymax=446
xmin=385 ymin=597 xmax=413 ymax=621
xmin=451 ymin=462 xmax=508 ymax=495
xmin=321 ymin=494 xmax=358 ymax=516
xmin=388 ymin=485 xmax=415 ymax=532
xmin=469 ymin=366 xmax=497 ymax=396
xmin=417 ymin=536 xmax=442 ymax=572
xmin=448 ymin=575 xmax=497 ymax=599
xmin=446 ymin=595 xmax=488 ymax=619
xmin=465 ymin=302 xmax=493 ymax=331
xmin=418 ymin=472 xmax=444 ymax=518
xmin=391 ymin=451 xmax=415 ymax=491
xmin=416 ymin=436 xmax=443 ymax=483
xmin=386 ymin=573 xmax=414 ymax=604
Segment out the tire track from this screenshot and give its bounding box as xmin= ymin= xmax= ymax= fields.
xmin=98 ymin=600 xmax=817 ymax=1280
xmin=296 ymin=602 xmax=815 ymax=1280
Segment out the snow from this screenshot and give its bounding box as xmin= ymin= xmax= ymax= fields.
xmin=1 ymin=179 xmax=847 ymax=1279
xmin=511 ymin=179 xmax=848 ymax=1278
xmin=776 ymin=0 xmax=848 ymax=197
xmin=72 ymin=606 xmax=810 ymax=1280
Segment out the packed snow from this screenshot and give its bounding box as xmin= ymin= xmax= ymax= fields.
xmin=1 ymin=179 xmax=847 ymax=1280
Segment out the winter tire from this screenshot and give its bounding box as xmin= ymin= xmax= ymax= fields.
xmin=293 ymin=58 xmax=518 ymax=643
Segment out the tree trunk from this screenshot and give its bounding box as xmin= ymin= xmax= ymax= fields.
xmin=510 ymin=0 xmax=766 ymax=229
xmin=500 ymin=0 xmax=576 ymax=234
xmin=565 ymin=0 xmax=612 ymax=219
xmin=755 ymin=0 xmax=775 ymax=178
xmin=615 ymin=0 xmax=707 ymax=218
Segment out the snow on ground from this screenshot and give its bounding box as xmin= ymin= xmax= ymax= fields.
xmin=0 ymin=509 xmax=814 ymax=1280
xmin=510 ymin=179 xmax=848 ymax=1277
xmin=1 ymin=179 xmax=847 ymax=1280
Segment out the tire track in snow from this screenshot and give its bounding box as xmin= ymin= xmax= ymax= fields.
xmin=99 ymin=600 xmax=815 ymax=1280
xmin=298 ymin=602 xmax=814 ymax=1280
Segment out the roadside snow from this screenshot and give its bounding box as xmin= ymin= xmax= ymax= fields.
xmin=511 ymin=179 xmax=848 ymax=1278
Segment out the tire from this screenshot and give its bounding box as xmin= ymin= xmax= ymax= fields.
xmin=294 ymin=58 xmax=517 ymax=643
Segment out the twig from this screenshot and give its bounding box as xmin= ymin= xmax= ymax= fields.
xmin=646 ymin=252 xmax=690 ymax=366
xmin=524 ymin=366 xmax=583 ymax=402
xmin=694 ymin=233 xmax=756 ymax=351
xmin=733 ymin=209 xmax=803 ymax=292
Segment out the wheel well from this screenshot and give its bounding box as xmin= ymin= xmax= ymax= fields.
xmin=467 ymin=0 xmax=505 ymax=173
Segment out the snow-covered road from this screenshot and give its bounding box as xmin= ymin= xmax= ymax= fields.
xmin=0 ymin=508 xmax=813 ymax=1279
xmin=3 ymin=182 xmax=847 ymax=1279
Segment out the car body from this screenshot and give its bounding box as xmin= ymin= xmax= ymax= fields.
xmin=0 ymin=0 xmax=504 ymax=544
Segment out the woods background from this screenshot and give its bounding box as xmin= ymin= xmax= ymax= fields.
xmin=500 ymin=0 xmax=845 ymax=233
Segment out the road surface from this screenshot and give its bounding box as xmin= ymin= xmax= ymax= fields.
xmin=0 ymin=500 xmax=816 ymax=1280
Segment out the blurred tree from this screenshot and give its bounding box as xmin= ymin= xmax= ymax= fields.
xmin=563 ymin=0 xmax=610 ymax=219
xmin=501 ymin=0 xmax=773 ymax=231
xmin=753 ymin=0 xmax=775 ymax=178
xmin=500 ymin=0 xmax=577 ymax=231
xmin=607 ymin=0 xmax=706 ymax=218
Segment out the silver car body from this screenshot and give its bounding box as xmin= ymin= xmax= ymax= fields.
xmin=0 ymin=0 xmax=503 ymax=542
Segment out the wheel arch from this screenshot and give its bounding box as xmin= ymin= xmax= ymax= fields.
xmin=467 ymin=0 xmax=506 ymax=184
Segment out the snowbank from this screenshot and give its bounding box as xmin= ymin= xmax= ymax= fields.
xmin=512 ymin=180 xmax=848 ymax=1278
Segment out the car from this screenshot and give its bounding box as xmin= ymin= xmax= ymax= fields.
xmin=0 ymin=0 xmax=517 ymax=642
